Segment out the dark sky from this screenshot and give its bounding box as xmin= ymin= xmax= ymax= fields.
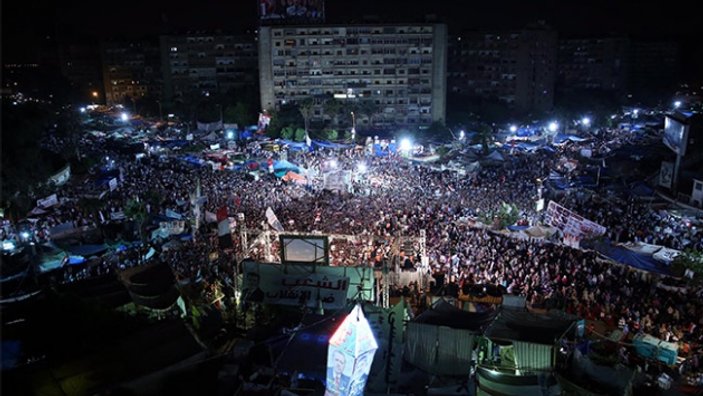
xmin=2 ymin=0 xmax=702 ymax=73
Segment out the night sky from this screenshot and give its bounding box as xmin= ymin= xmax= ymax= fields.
xmin=2 ymin=0 xmax=702 ymax=80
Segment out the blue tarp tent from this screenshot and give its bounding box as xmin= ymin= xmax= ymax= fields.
xmin=591 ymin=241 xmax=671 ymax=275
xmin=553 ymin=134 xmax=588 ymax=144
xmin=273 ymin=159 xmax=300 ymax=174
xmin=629 ymin=181 xmax=655 ymax=197
xmin=312 ymin=140 xmax=353 ymax=150
xmin=62 ymin=244 xmax=109 ymax=257
xmin=278 ymin=139 xmax=309 ymax=151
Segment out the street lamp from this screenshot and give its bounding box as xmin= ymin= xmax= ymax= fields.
xmin=581 ymin=117 xmax=591 ymax=127
xmin=92 ymin=91 xmax=99 ymax=98
xmin=120 ymin=112 xmax=129 ymax=122
xmin=674 ymin=101 xmax=682 ymax=108
xmin=509 ymin=125 xmax=517 ymax=133
xmin=548 ymin=121 xmax=558 ymax=133
xmin=350 ymin=111 xmax=356 ymax=141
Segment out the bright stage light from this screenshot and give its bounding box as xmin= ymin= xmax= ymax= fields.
xmin=399 ymin=138 xmax=412 ymax=152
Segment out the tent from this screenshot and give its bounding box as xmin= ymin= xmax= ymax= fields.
xmin=404 ymin=300 xmax=497 ymax=376
xmin=278 ymin=139 xmax=309 ymax=151
xmin=273 ymin=159 xmax=300 ymax=174
xmin=485 ymin=151 xmax=505 ymax=162
xmin=553 ymin=134 xmax=588 ymax=145
xmin=591 ymin=240 xmax=672 ymax=275
xmin=282 ymin=171 xmax=306 ymax=184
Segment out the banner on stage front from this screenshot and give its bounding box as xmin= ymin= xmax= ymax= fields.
xmin=242 ymin=260 xmax=374 ymax=305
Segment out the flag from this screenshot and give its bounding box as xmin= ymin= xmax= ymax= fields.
xmin=205 ymin=211 xmax=218 ymax=223
xmin=265 ymin=207 xmax=284 ymax=232
xmin=217 ymin=207 xmax=232 ymax=248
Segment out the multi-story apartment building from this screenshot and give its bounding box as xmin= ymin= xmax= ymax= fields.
xmin=628 ymin=41 xmax=680 ymax=98
xmin=101 ymin=40 xmax=161 ymax=105
xmin=160 ymin=33 xmax=258 ymax=104
xmin=448 ymin=22 xmax=557 ymax=113
xmin=59 ymin=42 xmax=103 ymax=100
xmin=556 ymin=37 xmax=629 ymax=94
xmin=258 ymin=24 xmax=447 ymax=128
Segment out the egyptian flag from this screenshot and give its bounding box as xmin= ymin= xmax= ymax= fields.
xmin=217 ymin=207 xmax=232 ymax=248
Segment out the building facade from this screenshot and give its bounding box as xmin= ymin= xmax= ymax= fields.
xmin=258 ymin=24 xmax=447 ymax=128
xmin=556 ymin=37 xmax=629 ymax=94
xmin=59 ymin=43 xmax=103 ymax=101
xmin=160 ymin=33 xmax=258 ymax=104
xmin=628 ymin=41 xmax=680 ymax=99
xmin=448 ymin=22 xmax=557 ymax=113
xmin=101 ymin=40 xmax=162 ymax=105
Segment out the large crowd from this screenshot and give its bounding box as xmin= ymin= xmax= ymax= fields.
xmin=2 ymin=115 xmax=703 ymax=378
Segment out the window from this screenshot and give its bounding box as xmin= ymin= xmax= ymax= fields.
xmin=170 ymin=47 xmax=178 ymax=52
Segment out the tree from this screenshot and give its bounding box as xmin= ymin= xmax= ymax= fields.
xmin=268 ymin=103 xmax=303 ymax=134
xmin=224 ymin=101 xmax=251 ymax=127
xmin=124 ymin=199 xmax=148 ymax=243
xmin=325 ymin=129 xmax=338 ymax=141
xmin=476 ymin=125 xmax=493 ymax=155
xmin=358 ymin=100 xmax=381 ymax=127
xmin=294 ymin=128 xmax=307 ymax=142
xmin=672 ymin=249 xmax=703 ymax=283
xmin=425 ymin=121 xmax=452 ymax=141
xmin=322 ymin=98 xmax=342 ymax=127
xmin=280 ymin=126 xmax=295 ymax=140
xmin=298 ymin=99 xmax=314 ymax=133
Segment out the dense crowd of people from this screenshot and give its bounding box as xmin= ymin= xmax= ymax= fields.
xmin=2 ymin=113 xmax=702 ymax=378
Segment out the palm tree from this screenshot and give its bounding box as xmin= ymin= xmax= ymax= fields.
xmin=124 ymin=198 xmax=148 ymax=243
xmin=322 ymin=98 xmax=342 ymax=127
xmin=358 ymin=100 xmax=381 ymax=127
xmin=298 ymin=98 xmax=314 ymax=140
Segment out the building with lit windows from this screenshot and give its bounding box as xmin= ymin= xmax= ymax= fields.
xmin=556 ymin=37 xmax=629 ymax=95
xmin=448 ymin=22 xmax=556 ymax=113
xmin=101 ymin=40 xmax=161 ymax=105
xmin=258 ymin=24 xmax=447 ymax=128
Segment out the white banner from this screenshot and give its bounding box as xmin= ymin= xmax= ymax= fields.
xmin=37 ymin=194 xmax=59 ymax=208
xmin=545 ymin=200 xmax=606 ymax=242
xmin=49 ymin=165 xmax=71 ymax=186
xmin=165 ymin=209 xmax=183 ymax=220
xmin=110 ymin=211 xmax=126 ymax=221
xmin=210 ymin=143 xmax=221 ymax=150
xmin=659 ymin=161 xmax=674 ymax=189
xmin=109 ymin=178 xmax=118 ymax=192
xmin=265 ymin=207 xmax=284 ymax=232
xmin=204 ymin=211 xmax=218 ymax=223
xmin=159 ymin=221 xmax=186 ymax=236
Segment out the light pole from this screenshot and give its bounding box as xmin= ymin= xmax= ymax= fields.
xmin=350 ymin=111 xmax=356 ymax=142
xmin=156 ymin=100 xmax=163 ymax=121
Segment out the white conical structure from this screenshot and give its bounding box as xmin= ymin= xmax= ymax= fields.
xmin=325 ymin=304 xmax=378 ymax=396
